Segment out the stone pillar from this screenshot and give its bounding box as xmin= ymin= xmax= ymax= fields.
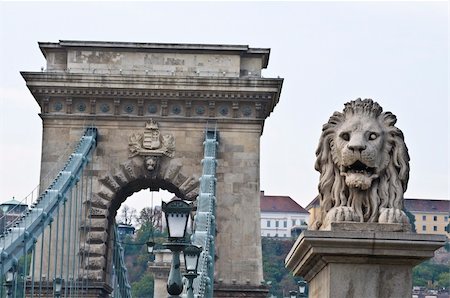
xmin=285 ymin=223 xmax=446 ymax=298
xmin=25 ymin=282 xmax=112 ymax=298
xmin=148 ymin=248 xmax=178 ymax=298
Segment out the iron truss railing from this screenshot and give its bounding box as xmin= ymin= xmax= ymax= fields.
xmin=112 ymin=224 xmax=132 ymax=298
xmin=0 ymin=127 xmax=98 ymax=276
xmin=192 ymin=127 xmax=218 ymax=298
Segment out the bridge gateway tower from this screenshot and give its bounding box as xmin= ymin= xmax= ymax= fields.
xmin=22 ymin=40 xmax=283 ymax=297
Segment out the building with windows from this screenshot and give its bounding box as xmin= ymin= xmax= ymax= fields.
xmin=404 ymin=198 xmax=449 ymax=237
xmin=0 ymin=198 xmax=29 ymax=232
xmin=305 ymin=195 xmax=320 ymax=228
xmin=260 ymin=191 xmax=309 ymax=238
xmin=305 ymin=196 xmax=449 ymax=238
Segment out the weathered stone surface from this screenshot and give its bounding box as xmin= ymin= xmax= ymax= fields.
xmin=86 ymin=231 xmax=108 ymax=244
xmin=285 ymin=229 xmax=446 ymax=298
xmin=83 ymin=256 xmax=106 ymax=270
xmin=80 ymin=243 xmax=107 ymax=257
xmin=311 ymin=99 xmax=411 ymax=231
xmin=26 ymin=41 xmax=283 ymax=296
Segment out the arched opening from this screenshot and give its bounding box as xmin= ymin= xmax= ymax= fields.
xmin=115 ymin=188 xmax=173 ymax=227
xmin=80 ymin=155 xmax=199 ymax=288
xmin=106 ymin=182 xmax=183 ymax=296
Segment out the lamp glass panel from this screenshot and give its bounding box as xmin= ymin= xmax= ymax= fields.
xmin=147 ymin=245 xmax=154 ymax=254
xmin=185 ymin=253 xmax=198 ymax=272
xmin=299 ymin=285 xmax=306 ymax=294
xmin=168 ymin=213 xmax=187 ymax=238
xmin=54 ymin=278 xmax=62 ymax=293
xmin=5 ymin=271 xmax=14 ymax=282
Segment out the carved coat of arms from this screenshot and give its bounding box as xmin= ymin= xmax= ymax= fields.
xmin=129 ymin=120 xmax=175 ymax=158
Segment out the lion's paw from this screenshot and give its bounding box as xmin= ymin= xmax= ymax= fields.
xmin=378 ymin=208 xmax=410 ymax=227
xmin=321 ymin=206 xmax=360 ymax=230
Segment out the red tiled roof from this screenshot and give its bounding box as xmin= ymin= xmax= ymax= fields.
xmin=260 ymin=191 xmax=309 ymax=213
xmin=303 ymin=197 xmax=449 ymax=213
xmin=404 ymin=198 xmax=449 ymax=213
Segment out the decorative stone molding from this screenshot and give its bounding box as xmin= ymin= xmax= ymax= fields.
xmin=128 ymin=120 xmax=175 ymax=158
xmin=78 ymin=149 xmax=200 ymax=281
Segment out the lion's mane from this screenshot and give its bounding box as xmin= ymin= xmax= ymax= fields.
xmin=312 ymin=99 xmax=410 ymax=230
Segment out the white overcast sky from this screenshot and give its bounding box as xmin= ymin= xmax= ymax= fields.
xmin=0 ymin=1 xmax=448 ymax=212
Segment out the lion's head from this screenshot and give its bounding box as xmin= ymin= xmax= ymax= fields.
xmin=312 ymin=99 xmax=410 ymax=230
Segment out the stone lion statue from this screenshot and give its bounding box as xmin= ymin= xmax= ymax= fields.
xmin=311 ymin=98 xmax=411 ymax=230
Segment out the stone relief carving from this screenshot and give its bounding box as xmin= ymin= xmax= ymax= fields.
xmin=129 ymin=120 xmax=174 ymax=155
xmin=129 ymin=120 xmax=175 ymax=174
xmin=311 ymin=98 xmax=411 ymax=231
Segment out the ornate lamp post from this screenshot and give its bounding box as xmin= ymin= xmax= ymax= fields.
xmin=183 ymin=244 xmax=202 ymax=298
xmin=147 ymin=240 xmax=155 ymax=254
xmin=53 ymin=277 xmax=63 ymax=298
xmin=162 ymin=200 xmax=192 ymax=297
xmin=4 ymin=267 xmax=16 ymax=298
xmin=298 ymin=280 xmax=308 ymax=298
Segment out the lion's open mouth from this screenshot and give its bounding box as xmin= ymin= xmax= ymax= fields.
xmin=341 ymin=160 xmax=378 ymax=190
xmin=344 ymin=161 xmax=375 ymax=176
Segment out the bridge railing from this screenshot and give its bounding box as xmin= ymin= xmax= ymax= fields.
xmin=0 ymin=127 xmax=97 ymax=277
xmin=111 ymin=224 xmax=132 ymax=298
xmin=192 ymin=127 xmax=218 ymax=298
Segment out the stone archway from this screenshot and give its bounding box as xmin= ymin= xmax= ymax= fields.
xmin=24 ymin=40 xmax=283 ymax=297
xmin=80 ymin=144 xmax=200 ymax=282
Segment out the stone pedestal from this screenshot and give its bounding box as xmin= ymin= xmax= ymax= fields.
xmin=25 ymin=281 xmax=112 ymax=298
xmin=214 ymin=283 xmax=269 ymax=297
xmin=285 ymin=223 xmax=446 ymax=298
xmin=148 ymin=249 xmax=173 ymax=298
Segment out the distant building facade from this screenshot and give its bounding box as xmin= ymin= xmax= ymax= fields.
xmin=305 ymin=196 xmax=449 ymax=238
xmin=260 ymin=191 xmax=309 ymax=238
xmin=0 ymin=198 xmax=28 ymax=232
xmin=305 ymin=195 xmax=320 ymax=228
xmin=404 ymin=198 xmax=449 ymax=237
xmin=117 ymin=223 xmax=136 ymax=240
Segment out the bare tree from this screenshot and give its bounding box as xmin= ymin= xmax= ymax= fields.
xmin=136 ymin=206 xmax=162 ymax=231
xmin=117 ymin=204 xmax=137 ymax=225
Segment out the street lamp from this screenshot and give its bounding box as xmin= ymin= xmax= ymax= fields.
xmin=147 ymin=240 xmax=155 ymax=254
xmin=298 ymin=280 xmax=308 ymax=297
xmin=53 ymin=277 xmax=63 ymax=298
xmin=4 ymin=267 xmax=16 ymax=298
xmin=183 ymin=244 xmax=202 ymax=298
xmin=289 ymin=290 xmax=298 ymax=298
xmin=162 ymin=199 xmax=192 ymax=297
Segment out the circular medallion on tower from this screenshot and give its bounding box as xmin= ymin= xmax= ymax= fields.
xmin=242 ymin=105 xmax=252 ymax=117
xmin=100 ymin=103 xmax=110 ymax=113
xmin=172 ymin=105 xmax=182 ymax=115
xmin=148 ymin=104 xmax=158 ymax=114
xmin=219 ymin=105 xmax=229 ymax=116
xmin=77 ymin=102 xmax=87 ymax=112
xmin=195 ymin=106 xmax=206 ymax=115
xmin=54 ymin=102 xmax=63 ymax=112
xmin=124 ymin=104 xmax=134 ymax=114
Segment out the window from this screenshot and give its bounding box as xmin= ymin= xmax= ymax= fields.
xmin=283 ymin=233 xmax=287 ymax=237
xmin=275 ymin=221 xmax=279 ymax=228
xmin=422 ymin=225 xmax=426 ymax=231
xmin=433 ymin=226 xmax=437 ymax=231
xmin=292 ymin=219 xmax=296 ymax=226
xmin=267 ymin=220 xmax=271 ymax=228
xmin=433 ymin=216 xmax=438 ymax=221
xmin=422 ymin=215 xmax=426 ymax=221
xmin=267 ymin=233 xmax=270 ymax=237
xmin=275 ymin=233 xmax=278 ymax=237
xmin=283 ymin=221 xmax=287 ymax=228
